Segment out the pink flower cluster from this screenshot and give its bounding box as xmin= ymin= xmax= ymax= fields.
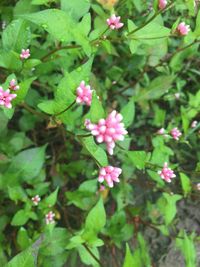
xmin=0 ymin=87 xmax=16 ymax=109
xmin=32 ymin=195 xmax=41 ymax=206
xmin=157 ymin=127 xmax=182 ymax=140
xmin=158 ymin=162 xmax=176 ymax=183
xmin=106 ymin=14 xmax=124 ymax=30
xmin=170 ymin=127 xmax=182 ymax=140
xmin=85 ymin=110 xmax=127 ymax=155
xmin=159 ymin=0 xmax=167 ymax=9
xmin=98 ymin=166 xmax=122 ymax=187
xmin=76 ymin=81 xmax=93 ymax=106
xmin=20 ymin=49 xmax=30 ymax=60
xmin=9 ymin=79 xmax=20 ymax=91
xmin=177 ymin=22 xmax=190 ymax=36
xmin=45 ymin=211 xmax=55 ymax=224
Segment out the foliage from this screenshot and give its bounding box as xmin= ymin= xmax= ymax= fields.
xmin=0 ymin=0 xmax=200 ymax=266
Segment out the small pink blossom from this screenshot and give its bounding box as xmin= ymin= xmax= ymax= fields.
xmin=20 ymin=49 xmax=30 ymax=60
xmin=191 ymin=120 xmax=198 ymax=128
xmin=99 ymin=185 xmax=105 ymax=191
xmin=157 ymin=128 xmax=165 ymax=135
xmin=158 ymin=162 xmax=176 ymax=183
xmin=170 ymin=127 xmax=182 ymax=140
xmin=45 ymin=211 xmax=55 ymax=224
xmin=76 ymin=81 xmax=93 ymax=106
xmin=0 ymin=87 xmax=16 ymax=109
xmin=177 ymin=22 xmax=190 ymax=36
xmin=31 ymin=195 xmax=41 ymax=206
xmin=98 ymin=166 xmax=122 ymax=187
xmin=159 ymin=0 xmax=167 ymax=9
xmin=106 ymin=14 xmax=124 ymax=30
xmin=85 ymin=110 xmax=128 ymax=155
xmin=9 ymin=79 xmax=20 ymax=91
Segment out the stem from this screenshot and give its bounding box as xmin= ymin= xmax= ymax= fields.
xmin=21 ymin=103 xmax=49 ymax=119
xmin=127 ymin=2 xmax=174 ymax=36
xmin=41 ymin=45 xmax=81 ymax=62
xmin=53 ymin=100 xmax=76 ymax=117
xmin=83 ymin=243 xmax=104 ymax=267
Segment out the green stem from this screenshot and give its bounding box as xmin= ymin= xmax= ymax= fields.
xmin=53 ymin=100 xmax=76 ymax=117
xmin=127 ymin=2 xmax=174 ymax=36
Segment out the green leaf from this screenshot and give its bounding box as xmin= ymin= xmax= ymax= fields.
xmin=89 ymin=92 xmax=105 ymax=123
xmin=123 ymin=244 xmax=134 ymax=267
xmin=121 ymin=98 xmax=135 ymax=127
xmin=157 ymin=193 xmax=182 ymax=225
xmin=8 ymin=186 xmax=27 ymax=202
xmin=38 ymin=58 xmax=93 ymax=115
xmin=180 ymin=173 xmax=192 ymax=197
xmin=61 ymin=0 xmax=90 ymax=21
xmin=20 ymin=9 xmax=91 ymax=54
xmin=6 ymin=247 xmax=36 ymax=267
xmin=44 ymin=187 xmax=59 ymax=206
xmin=127 ymin=151 xmax=148 ymax=170
xmin=17 ymin=227 xmax=31 ymax=250
xmin=13 ymin=77 xmax=36 ymax=105
xmin=136 ymin=75 xmax=175 ymax=101
xmin=40 ymin=228 xmax=70 ymax=256
xmin=2 ymin=19 xmax=31 ymax=52
xmin=176 ymin=231 xmax=196 ymax=267
xmin=82 ymin=198 xmax=106 ymax=243
xmin=5 ymin=145 xmax=46 ymax=185
xmin=11 ymin=210 xmax=30 ymax=226
xmin=81 ymin=136 xmax=108 ymax=166
xmin=194 ymin=10 xmax=200 ymax=37
xmin=0 ymin=50 xmax=22 ymax=70
xmin=85 ymin=198 xmax=106 ymax=232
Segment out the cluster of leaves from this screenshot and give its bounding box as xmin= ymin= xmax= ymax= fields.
xmin=0 ymin=0 xmax=200 ymax=266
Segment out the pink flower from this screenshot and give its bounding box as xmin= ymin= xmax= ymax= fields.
xmin=85 ymin=110 xmax=128 ymax=155
xmin=20 ymin=49 xmax=30 ymax=60
xmin=9 ymin=79 xmax=20 ymax=91
xmin=31 ymin=195 xmax=41 ymax=206
xmin=0 ymin=87 xmax=16 ymax=109
xmin=45 ymin=211 xmax=55 ymax=224
xmin=170 ymin=127 xmax=182 ymax=140
xmin=98 ymin=166 xmax=122 ymax=187
xmin=159 ymin=0 xmax=167 ymax=9
xmin=177 ymin=22 xmax=190 ymax=36
xmin=106 ymin=14 xmax=124 ymax=30
xmin=76 ymin=81 xmax=93 ymax=106
xmin=191 ymin=120 xmax=198 ymax=128
xmin=157 ymin=128 xmax=165 ymax=135
xmin=158 ymin=162 xmax=176 ymax=183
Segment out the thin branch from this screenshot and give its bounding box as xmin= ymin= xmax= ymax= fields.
xmin=53 ymin=100 xmax=76 ymax=117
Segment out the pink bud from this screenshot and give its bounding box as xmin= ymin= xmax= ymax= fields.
xmin=31 ymin=195 xmax=41 ymax=206
xmin=20 ymin=49 xmax=30 ymax=60
xmin=158 ymin=162 xmax=176 ymax=183
xmin=177 ymin=22 xmax=190 ymax=36
xmin=106 ymin=14 xmax=124 ymax=30
xmin=45 ymin=211 xmax=55 ymax=224
xmin=159 ymin=0 xmax=167 ymax=9
xmin=76 ymin=81 xmax=93 ymax=106
xmin=9 ymin=79 xmax=20 ymax=91
xmin=98 ymin=166 xmax=122 ymax=188
xmin=170 ymin=127 xmax=182 ymax=140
